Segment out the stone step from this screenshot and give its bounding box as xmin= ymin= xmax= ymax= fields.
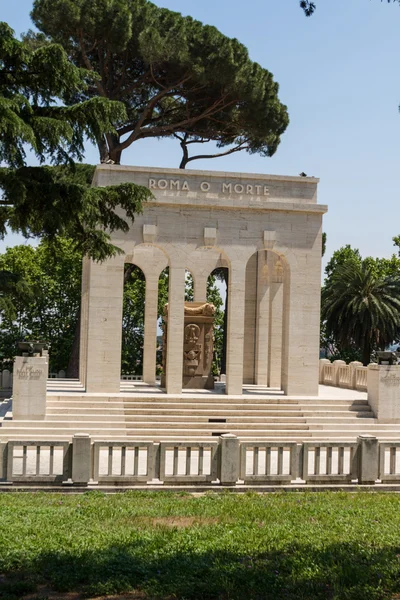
xmin=1 ymin=420 xmax=311 ymax=431
xmin=45 ymin=400 xmax=371 ymax=412
xmin=46 ymin=394 xmax=369 ymax=406
xmin=46 ymin=408 xmax=374 ymax=423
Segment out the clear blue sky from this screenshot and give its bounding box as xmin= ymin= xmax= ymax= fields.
xmin=2 ymin=0 xmax=400 ymax=269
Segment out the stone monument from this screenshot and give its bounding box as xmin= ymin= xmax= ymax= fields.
xmin=79 ymin=165 xmax=326 ymax=396
xmin=162 ymin=302 xmax=215 ymax=389
xmin=368 ymin=363 xmax=400 ymax=422
xmin=13 ymin=342 xmax=49 ymax=420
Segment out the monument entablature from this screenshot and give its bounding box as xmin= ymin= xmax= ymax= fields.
xmin=80 ymin=165 xmax=327 ymax=398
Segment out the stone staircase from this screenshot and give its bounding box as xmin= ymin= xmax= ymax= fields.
xmin=2 ymin=388 xmax=400 ymax=442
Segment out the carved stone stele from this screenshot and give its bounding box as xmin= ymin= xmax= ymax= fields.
xmin=161 ymin=302 xmax=215 ymax=390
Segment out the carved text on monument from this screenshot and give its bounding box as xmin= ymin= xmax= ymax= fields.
xmin=17 ymin=367 xmax=43 ymax=381
xmin=149 ymin=178 xmax=270 ymax=196
xmin=380 ymin=374 xmax=400 ymax=387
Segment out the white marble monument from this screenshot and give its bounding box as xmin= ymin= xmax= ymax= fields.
xmin=79 ymin=165 xmax=327 ymax=396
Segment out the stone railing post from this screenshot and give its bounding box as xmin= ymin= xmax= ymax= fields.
xmin=333 ymin=360 xmax=346 ymax=387
xmin=349 ymin=361 xmax=363 ymax=389
xmin=219 ymin=433 xmax=240 ymax=486
xmin=357 ymin=435 xmax=379 ymax=484
xmin=319 ymin=359 xmax=331 ymax=384
xmin=72 ymin=433 xmax=91 ymax=485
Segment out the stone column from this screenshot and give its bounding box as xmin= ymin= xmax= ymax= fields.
xmin=281 ymin=258 xmax=321 ymax=396
xmin=83 ymin=256 xmax=125 ymax=393
xmin=243 ymin=253 xmax=257 ymax=384
xmin=165 ymin=266 xmax=185 ymax=394
xmin=142 ymin=274 xmax=159 ymax=385
xmin=268 ymin=254 xmax=284 ymax=388
xmin=254 ymin=250 xmax=270 ymax=385
xmin=194 ymin=275 xmax=208 ymax=303
xmin=79 ymin=257 xmax=91 ymax=387
xmin=226 ymin=263 xmax=246 ymax=395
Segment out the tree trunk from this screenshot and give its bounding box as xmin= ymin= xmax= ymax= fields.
xmin=362 ymin=341 xmax=371 ymax=367
xmin=179 ymin=141 xmax=189 ymax=169
xmin=66 ymin=311 xmax=81 ymax=378
xmin=97 ymin=136 xmax=109 ymax=163
xmin=108 ymin=134 xmax=122 ymax=164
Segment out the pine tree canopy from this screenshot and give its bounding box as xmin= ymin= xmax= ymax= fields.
xmin=31 ymin=0 xmax=289 ymax=166
xmin=300 ymin=0 xmax=399 ymax=16
xmin=0 ymin=23 xmax=152 ymax=260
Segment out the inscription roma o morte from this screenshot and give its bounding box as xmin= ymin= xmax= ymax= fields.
xmin=149 ymin=178 xmax=270 ymax=196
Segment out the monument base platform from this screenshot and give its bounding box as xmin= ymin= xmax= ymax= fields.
xmin=3 ymin=381 xmax=400 ymax=444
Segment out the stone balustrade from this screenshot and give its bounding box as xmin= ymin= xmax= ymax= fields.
xmin=2 ymin=433 xmax=400 ymax=488
xmin=319 ymin=359 xmax=368 ymax=391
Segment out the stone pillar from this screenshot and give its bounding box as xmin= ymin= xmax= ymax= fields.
xmin=194 ymin=275 xmax=208 ymax=303
xmin=72 ymin=433 xmax=91 ymax=485
xmin=13 ymin=355 xmax=49 ymax=420
xmin=165 ymin=266 xmax=185 ymax=394
xmin=83 ymin=256 xmax=125 ymax=393
xmin=219 ymin=433 xmax=240 ymax=485
xmin=142 ymin=274 xmax=159 ymax=385
xmin=79 ymin=257 xmax=90 ymax=387
xmin=243 ymin=253 xmax=257 ymax=384
xmin=357 ymin=435 xmax=379 ymax=484
xmin=268 ymin=254 xmax=284 ymax=388
xmin=281 ymin=259 xmax=321 ymax=396
xmin=226 ymin=263 xmax=246 ymax=395
xmin=254 ymin=250 xmax=270 ymax=385
xmin=367 ymin=364 xmax=400 ymax=421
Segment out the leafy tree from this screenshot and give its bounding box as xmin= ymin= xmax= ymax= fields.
xmin=322 ymin=260 xmax=400 ymax=365
xmin=324 ymin=245 xmax=362 ymax=280
xmin=31 ymin=0 xmax=289 ymax=167
xmin=206 ymin=274 xmax=224 ymax=376
xmin=0 ymin=22 xmax=151 ymax=261
xmin=0 ymin=239 xmax=82 ymax=372
xmin=300 ymin=0 xmax=399 ymax=16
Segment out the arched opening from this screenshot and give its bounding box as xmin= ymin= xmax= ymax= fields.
xmin=121 ymin=263 xmax=146 ymax=378
xmin=244 ymin=249 xmax=286 ymax=389
xmin=158 ymin=266 xmax=169 ymax=381
xmin=185 ymin=269 xmax=194 ymax=302
xmin=208 ymin=267 xmax=228 ymax=379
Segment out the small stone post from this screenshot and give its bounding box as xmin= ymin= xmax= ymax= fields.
xmin=357 ymin=435 xmax=379 ymax=484
xmin=219 ymin=433 xmax=240 ymax=486
xmin=319 ymin=359 xmax=331 ymax=384
xmin=349 ymin=361 xmax=363 ymax=389
xmin=333 ymin=360 xmax=346 ymax=387
xmin=72 ymin=433 xmax=91 ymax=485
xmin=13 ymin=355 xmax=48 ymax=420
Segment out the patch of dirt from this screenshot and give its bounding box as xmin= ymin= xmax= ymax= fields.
xmin=137 ymin=516 xmax=219 ymax=528
xmin=22 ymin=586 xmax=147 ymax=599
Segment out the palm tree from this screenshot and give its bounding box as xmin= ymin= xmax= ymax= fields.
xmin=322 ymin=261 xmax=400 ymax=365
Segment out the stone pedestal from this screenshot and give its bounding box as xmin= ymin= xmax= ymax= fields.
xmin=162 ymin=302 xmax=215 ymax=390
xmin=367 ymin=364 xmax=400 ymax=422
xmin=13 ymin=356 xmax=48 ymax=420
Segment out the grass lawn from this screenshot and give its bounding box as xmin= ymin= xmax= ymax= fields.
xmin=1 ymin=491 xmax=400 ymax=599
